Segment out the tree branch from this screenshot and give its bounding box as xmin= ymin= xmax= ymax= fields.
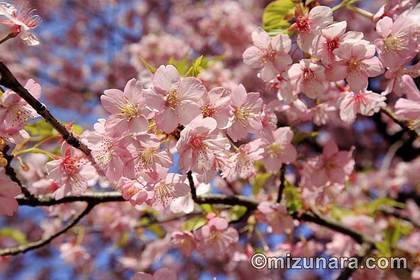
xmin=0 ymin=62 xmax=92 ymax=158
xmin=2 ymin=145 xmax=34 ymax=199
xmin=0 ymin=203 xmax=95 ymax=256
xmin=276 ymin=164 xmax=286 ymax=203
xmin=381 ymin=107 xmax=419 ymax=138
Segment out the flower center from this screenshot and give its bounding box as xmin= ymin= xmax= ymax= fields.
xmin=383 ymin=36 xmax=404 ymax=52
xmin=61 ymin=156 xmax=79 ymax=176
xmin=154 ymin=183 xmax=174 ymax=207
xmin=121 ymin=103 xmax=138 ymax=120
xmin=140 ymin=148 xmax=156 ymax=167
xmin=165 ymin=90 xmax=178 ymax=110
xmin=303 ymin=68 xmax=314 ymax=80
xmin=327 ymin=38 xmax=339 ymax=52
xmin=262 ymin=49 xmax=276 ymax=63
xmin=296 ymin=16 xmax=310 ymax=33
xmin=234 ymin=107 xmax=251 ymax=123
xmin=347 ymin=58 xmax=360 ymax=72
xmin=190 ymin=135 xmax=205 ymax=150
xmin=201 ymin=104 xmax=216 ymax=118
xmin=267 ymin=143 xmax=283 ymax=157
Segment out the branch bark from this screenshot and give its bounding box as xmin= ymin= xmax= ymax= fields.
xmin=0 ymin=203 xmax=95 ymax=256
xmin=0 ymin=62 xmax=92 ymax=158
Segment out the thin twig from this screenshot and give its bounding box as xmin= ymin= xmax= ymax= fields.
xmin=0 ymin=203 xmax=95 ymax=256
xmin=2 ymin=145 xmax=34 ymax=199
xmin=276 ymin=164 xmax=286 ymax=203
xmin=381 ymin=107 xmax=419 ymax=138
xmin=0 ymin=62 xmax=92 ymax=158
xmin=187 ymin=171 xmax=197 ymax=201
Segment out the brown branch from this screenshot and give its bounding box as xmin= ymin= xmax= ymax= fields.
xmin=187 ymin=171 xmax=197 ymax=201
xmin=381 ymin=107 xmax=419 ymax=138
xmin=1 ymin=145 xmax=34 ymax=199
xmin=276 ymin=164 xmax=286 ymax=203
xmin=17 ymin=192 xmax=125 ymax=206
xmin=0 ymin=203 xmax=95 ymax=256
xmin=336 ymin=244 xmax=375 ymax=280
xmin=0 ymin=62 xmax=92 ymax=158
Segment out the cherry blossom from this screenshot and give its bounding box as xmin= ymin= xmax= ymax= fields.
xmin=291 ymin=5 xmax=333 ymax=53
xmin=46 ymin=146 xmax=97 ymax=199
xmin=260 ymin=127 xmax=297 ymax=173
xmin=145 ymin=65 xmax=206 ymax=133
xmin=395 ymin=75 xmax=420 ymax=120
xmin=226 ymin=84 xmax=263 ymax=141
xmin=133 ymin=267 xmax=176 ymax=280
xmin=195 ymin=214 xmax=239 ymax=257
xmin=338 ymin=88 xmax=387 ymax=123
xmin=0 ymin=79 xmax=40 ymax=139
xmin=243 ymin=28 xmax=292 ymax=81
xmin=0 ymin=1 xmax=40 ymax=45
xmin=101 ymin=78 xmax=150 ymax=134
xmin=176 ymin=116 xmax=229 ymax=181
xmin=335 ymin=41 xmax=384 ymax=91
xmin=288 ymin=59 xmax=328 ymax=99
xmin=198 ymin=87 xmax=231 ymax=129
xmin=0 ymin=169 xmax=21 ymax=216
xmin=301 ymin=139 xmax=354 ymax=189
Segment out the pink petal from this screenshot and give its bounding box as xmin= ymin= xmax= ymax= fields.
xmin=153 ymin=65 xmax=180 ymax=92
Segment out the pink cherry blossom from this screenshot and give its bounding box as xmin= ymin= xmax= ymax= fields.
xmin=59 ymin=243 xmax=90 ymax=266
xmin=171 ymin=231 xmax=197 ymax=256
xmin=256 ymin=202 xmax=294 ymax=234
xmin=223 ymin=139 xmax=264 ymax=180
xmin=243 ymin=28 xmax=292 ymax=81
xmin=132 ymin=267 xmax=176 ymax=280
xmin=117 ymin=177 xmax=150 ymax=206
xmin=375 ymin=14 xmax=420 ymax=70
xmin=227 ymin=84 xmax=263 ymax=141
xmin=395 ymin=75 xmax=420 ymax=120
xmin=125 ymin=133 xmax=172 ymax=179
xmin=83 ymin=119 xmax=132 ymax=182
xmin=0 ymin=1 xmax=40 ymax=45
xmin=260 ymin=127 xmax=297 ymax=173
xmin=46 ymin=145 xmax=97 ymax=199
xmin=101 ymin=78 xmax=149 ymax=134
xmin=145 ymin=65 xmax=206 ymax=133
xmin=195 ymin=215 xmax=239 ymax=257
xmin=145 ymin=168 xmax=190 ymax=211
xmin=0 ymin=169 xmax=21 ymax=216
xmin=314 ymin=21 xmax=363 ymax=65
xmin=0 ymin=79 xmax=40 ymax=136
xmin=176 ymin=116 xmax=229 ymax=181
xmin=335 ymin=41 xmax=384 ymax=91
xmin=288 ymin=59 xmax=328 ymax=99
xmin=199 ymin=87 xmax=231 ymax=129
xmin=301 ymin=139 xmax=354 ymax=188
xmin=291 ymin=6 xmax=333 ymax=53
xmin=338 ymin=88 xmax=387 ymax=123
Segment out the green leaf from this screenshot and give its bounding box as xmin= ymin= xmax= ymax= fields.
xmin=147 ymin=224 xmax=165 ymax=239
xmin=230 ymin=205 xmax=248 ymax=221
xmin=376 ymin=221 xmax=412 ymax=257
xmin=25 ymin=120 xmax=57 ymax=138
xmin=168 ymin=57 xmax=191 ymax=76
xmin=138 ymin=56 xmax=157 ymax=73
xmin=284 ymin=181 xmax=302 ymax=214
xmin=292 ymin=130 xmax=319 ymax=145
xmin=186 ymin=55 xmax=209 ymax=77
xmin=0 ymin=228 xmax=27 ymax=245
xmin=262 ymin=0 xmax=295 ymax=36
xmin=200 ymin=204 xmax=213 ymax=213
xmin=363 ymin=198 xmax=405 ymax=215
xmin=182 ymin=216 xmax=207 ymax=231
xmin=251 ymin=173 xmax=271 ymax=195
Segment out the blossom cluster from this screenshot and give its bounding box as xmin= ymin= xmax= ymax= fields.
xmin=0 ymin=0 xmax=419 ymax=279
